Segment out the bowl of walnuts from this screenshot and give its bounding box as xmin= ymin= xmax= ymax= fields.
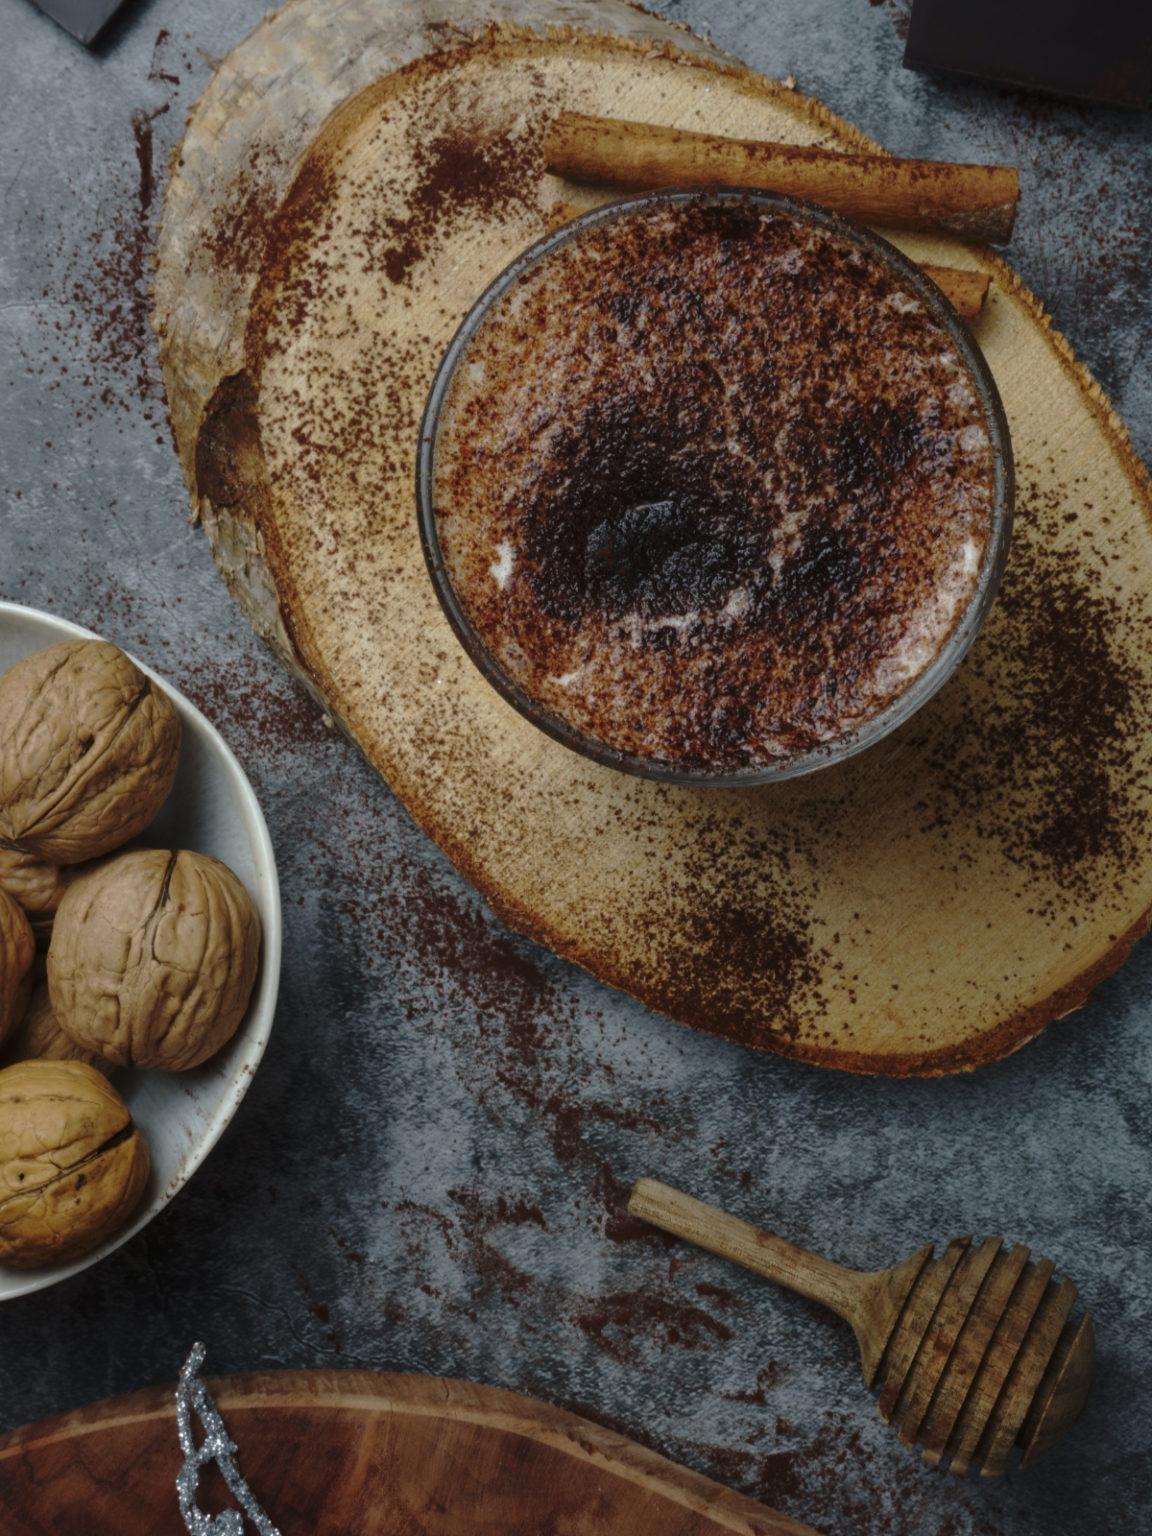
xmin=0 ymin=602 xmax=280 ymax=1298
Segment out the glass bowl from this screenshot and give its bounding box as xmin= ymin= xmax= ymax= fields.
xmin=417 ymin=189 xmax=1014 ymax=788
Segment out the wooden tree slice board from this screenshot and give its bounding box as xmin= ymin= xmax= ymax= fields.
xmin=154 ymin=0 xmax=1152 ymax=1075
xmin=0 ymin=1370 xmax=816 ymax=1534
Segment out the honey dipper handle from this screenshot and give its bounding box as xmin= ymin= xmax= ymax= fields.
xmin=628 ymin=1179 xmax=869 ymax=1326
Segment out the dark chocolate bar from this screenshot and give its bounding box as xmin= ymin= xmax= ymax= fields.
xmin=904 ymin=0 xmax=1152 ymax=108
xmin=28 ymin=0 xmax=130 ymax=45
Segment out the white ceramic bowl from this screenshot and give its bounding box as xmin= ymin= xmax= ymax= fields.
xmin=0 ymin=602 xmax=281 ymax=1300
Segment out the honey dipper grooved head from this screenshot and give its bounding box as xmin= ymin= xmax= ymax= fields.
xmin=864 ymin=1236 xmax=1094 ymax=1475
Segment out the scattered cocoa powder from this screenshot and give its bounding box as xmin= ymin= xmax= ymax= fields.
xmin=682 ymin=1410 xmax=1010 ymax=1535
xmin=315 ymin=831 xmax=738 ymax=1366
xmin=594 ymin=1162 xmax=674 ymax=1245
xmin=57 ymin=102 xmax=167 ymax=419
xmin=915 ymin=506 xmax=1149 ymax=900
xmin=449 ymin=1188 xmax=546 ymax=1230
xmin=393 ymin=1176 xmax=737 ymax=1363
xmin=148 ymin=28 xmax=181 ymax=87
xmin=25 ymin=43 xmax=190 ymax=433
xmin=720 ymin=1361 xmax=791 ymax=1405
xmin=375 ymin=129 xmax=538 ymax=285
xmin=332 ymin=1230 xmax=366 ymax=1267
xmin=202 ymin=144 xmax=286 ymax=277
xmin=625 ymin=804 xmax=830 ymax=1045
xmin=178 ymin=653 xmax=334 ymax=755
xmin=682 ymin=1440 xmax=806 ymax=1506
xmin=572 ymin=1285 xmax=735 ymax=1365
xmin=293 ymin=1268 xmax=341 ymax=1353
xmin=865 ymin=0 xmax=912 ymax=40
xmin=246 ymin=52 xmax=548 ymax=344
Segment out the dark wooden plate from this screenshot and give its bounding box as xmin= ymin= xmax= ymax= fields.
xmin=0 ymin=1370 xmax=817 ymax=1534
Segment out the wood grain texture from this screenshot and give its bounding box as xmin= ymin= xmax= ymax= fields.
xmin=0 ymin=1371 xmax=817 ymax=1534
xmin=628 ymin=1177 xmax=877 ymax=1327
xmin=628 ymin=1180 xmax=1093 ymax=1476
xmin=154 ymin=0 xmax=1152 ymax=1076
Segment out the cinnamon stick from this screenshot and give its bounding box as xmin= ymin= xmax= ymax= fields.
xmin=544 ymin=112 xmax=1019 ymax=245
xmin=918 ymin=263 xmax=991 ymax=319
xmin=546 ymin=203 xmax=991 ymax=320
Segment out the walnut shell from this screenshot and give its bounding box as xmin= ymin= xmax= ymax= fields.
xmin=1 ymin=980 xmax=111 ymax=1075
xmin=0 ymin=889 xmax=34 ymax=1047
xmin=0 ymin=1060 xmax=149 ymax=1267
xmin=48 ymin=849 xmax=261 ymax=1071
xmin=0 ymin=640 xmax=181 ymax=865
xmin=0 ymin=847 xmax=70 ymax=918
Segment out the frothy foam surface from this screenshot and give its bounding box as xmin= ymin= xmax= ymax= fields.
xmin=432 ymin=200 xmax=998 ymax=773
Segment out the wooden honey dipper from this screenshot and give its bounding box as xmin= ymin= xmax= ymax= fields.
xmin=629 ymin=1179 xmax=1093 ymax=1476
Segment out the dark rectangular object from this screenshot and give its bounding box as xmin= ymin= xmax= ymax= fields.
xmin=904 ymin=0 xmax=1152 ymax=108
xmin=28 ymin=0 xmax=130 ymax=45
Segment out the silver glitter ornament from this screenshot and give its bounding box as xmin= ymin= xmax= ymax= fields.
xmin=175 ymin=1343 xmax=282 ymax=1536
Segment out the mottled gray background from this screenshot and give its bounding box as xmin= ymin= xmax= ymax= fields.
xmin=1 ymin=0 xmax=1150 ymax=1531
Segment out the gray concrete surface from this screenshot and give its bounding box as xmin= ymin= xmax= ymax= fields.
xmin=1 ymin=1 xmax=1150 ymax=1530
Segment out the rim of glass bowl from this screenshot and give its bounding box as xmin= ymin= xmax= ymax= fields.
xmin=416 ymin=188 xmax=1014 ymax=789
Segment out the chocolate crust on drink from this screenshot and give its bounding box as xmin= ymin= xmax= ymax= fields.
xmin=432 ymin=197 xmax=1000 ymax=774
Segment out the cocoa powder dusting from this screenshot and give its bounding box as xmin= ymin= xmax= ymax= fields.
xmin=131 ymin=109 xmax=158 ymax=217
xmin=27 ymin=38 xmax=191 ymax=431
xmin=865 ymin=0 xmax=912 ymax=39
xmin=376 ymin=129 xmax=537 ymax=285
xmin=631 ymin=810 xmax=829 ymax=1046
xmin=349 ymin=855 xmax=687 ymax=1191
xmin=720 ymin=1362 xmax=789 ymax=1404
xmin=683 ymin=1411 xmax=1009 ymax=1536
xmin=390 ymin=1174 xmax=732 ymax=1365
xmin=916 ymin=512 xmax=1149 ymax=899
xmin=73 ymin=103 xmax=167 ymax=417
xmin=309 ymin=809 xmax=733 ymax=1365
xmin=178 ymin=654 xmax=334 ymax=754
xmin=572 ymin=1286 xmax=735 ymax=1365
xmin=593 ymin=1162 xmax=673 ymax=1245
xmin=203 ymin=144 xmax=286 ymax=277
xmin=250 ymin=153 xmax=342 ymax=346
xmin=641 ymin=897 xmax=827 ymax=1045
xmin=148 ymin=28 xmax=182 ymax=86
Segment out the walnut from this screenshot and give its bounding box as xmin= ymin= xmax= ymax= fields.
xmin=0 ymin=850 xmax=117 ymax=954
xmin=0 ymin=846 xmax=70 ymax=918
xmin=48 ymin=849 xmax=261 ymax=1071
xmin=1 ymin=980 xmax=111 ymax=1075
xmin=0 ymin=640 xmax=181 ymax=865
xmin=0 ymin=1060 xmax=149 ymax=1267
xmin=0 ymin=888 xmax=34 ymax=1048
